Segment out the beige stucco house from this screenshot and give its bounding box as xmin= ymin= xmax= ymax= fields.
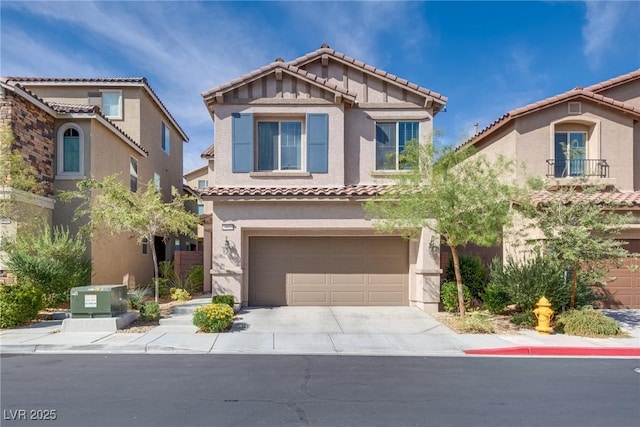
xmin=0 ymin=77 xmax=189 ymax=287
xmin=200 ymin=45 xmax=447 ymax=312
xmin=460 ymin=69 xmax=640 ymax=308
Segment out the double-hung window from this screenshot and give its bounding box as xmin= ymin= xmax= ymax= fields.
xmin=153 ymin=172 xmax=161 ymax=190
xmin=101 ymin=90 xmax=122 ymax=119
xmin=257 ymin=121 xmax=302 ymax=171
xmin=375 ymin=121 xmax=419 ymax=170
xmin=554 ymin=132 xmax=586 ymax=177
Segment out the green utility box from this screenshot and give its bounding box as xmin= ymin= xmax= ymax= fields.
xmin=70 ymin=285 xmax=128 ymax=318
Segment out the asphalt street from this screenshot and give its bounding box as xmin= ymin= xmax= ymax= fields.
xmin=1 ymin=354 xmax=639 ymax=427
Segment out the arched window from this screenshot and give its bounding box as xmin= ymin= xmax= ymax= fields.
xmin=57 ymin=123 xmax=84 ymax=178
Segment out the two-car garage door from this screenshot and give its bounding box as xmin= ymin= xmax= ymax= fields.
xmin=249 ymin=236 xmax=409 ymax=306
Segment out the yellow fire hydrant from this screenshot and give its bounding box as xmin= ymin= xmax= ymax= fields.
xmin=533 ymin=296 xmax=554 ymax=335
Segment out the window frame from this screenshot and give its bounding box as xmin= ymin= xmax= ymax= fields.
xmin=56 ymin=123 xmax=84 ymax=179
xmin=554 ymin=131 xmax=587 ymax=177
xmin=130 ymin=157 xmax=138 ymax=192
xmin=375 ymin=121 xmax=419 ymax=171
xmin=153 ymin=172 xmax=161 ymax=191
xmin=100 ymin=89 xmax=123 ymax=120
xmin=197 ymin=179 xmax=208 ymax=189
xmin=256 ymin=119 xmax=305 ymax=172
xmin=161 ymin=122 xmax=171 ymax=154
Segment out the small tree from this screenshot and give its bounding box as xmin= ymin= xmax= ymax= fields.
xmin=366 ymin=142 xmax=521 ymax=316
xmin=63 ymin=174 xmax=201 ymax=302
xmin=520 ymin=184 xmax=631 ymax=308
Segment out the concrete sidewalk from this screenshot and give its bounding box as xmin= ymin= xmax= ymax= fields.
xmin=1 ymin=301 xmax=639 ymax=357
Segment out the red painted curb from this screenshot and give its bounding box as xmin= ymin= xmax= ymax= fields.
xmin=465 ymin=347 xmax=640 ymax=356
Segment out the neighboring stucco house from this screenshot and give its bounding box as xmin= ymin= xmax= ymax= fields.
xmin=0 ymin=77 xmax=189 ymax=287
xmin=459 ymin=69 xmax=640 ymax=308
xmin=200 ymin=45 xmax=447 ymax=312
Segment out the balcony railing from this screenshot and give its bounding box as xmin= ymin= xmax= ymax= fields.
xmin=546 ymin=159 xmax=609 ymax=178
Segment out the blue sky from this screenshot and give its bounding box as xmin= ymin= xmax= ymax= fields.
xmin=2 ymin=1 xmax=639 ymax=173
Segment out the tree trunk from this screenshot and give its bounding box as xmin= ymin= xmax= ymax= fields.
xmin=450 ymin=245 xmax=466 ymax=317
xmin=569 ymin=262 xmax=578 ymax=309
xmin=150 ymin=239 xmax=159 ymax=303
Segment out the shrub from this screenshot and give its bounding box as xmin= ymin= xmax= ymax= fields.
xmin=440 ymin=281 xmax=472 ymax=313
xmin=170 ymin=287 xmax=191 ymax=302
xmin=193 ymin=303 xmax=234 ymax=333
xmin=211 ymin=294 xmax=235 ymax=309
xmin=445 ymin=255 xmax=488 ymax=298
xmin=127 ymin=287 xmax=150 ymax=310
xmin=185 ymin=265 xmax=204 ymax=294
xmin=457 ymin=312 xmax=495 ymax=334
xmin=139 ymin=302 xmax=160 ymax=322
xmin=489 ymin=255 xmax=595 ymax=313
xmin=510 ymin=311 xmax=536 ymax=327
xmin=482 ymin=283 xmax=510 ymax=314
xmin=0 ymin=284 xmax=45 ymax=328
xmin=3 ymin=223 xmax=91 ymax=306
xmin=555 ymin=307 xmax=623 ymax=337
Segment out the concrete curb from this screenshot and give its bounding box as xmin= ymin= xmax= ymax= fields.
xmin=465 ymin=346 xmax=640 ymax=357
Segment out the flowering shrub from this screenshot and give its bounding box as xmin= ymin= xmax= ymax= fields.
xmin=192 ymin=303 xmax=234 ymax=333
xmin=170 ymin=288 xmax=191 ymax=302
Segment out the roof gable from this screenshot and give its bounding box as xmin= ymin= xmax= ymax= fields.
xmin=290 ymin=44 xmax=447 ymax=111
xmin=585 ymin=68 xmax=640 ymax=93
xmin=201 ymin=60 xmax=356 ymax=110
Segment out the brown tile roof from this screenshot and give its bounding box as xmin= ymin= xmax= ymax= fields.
xmin=529 ymin=190 xmax=640 ymax=207
xmin=46 ymin=102 xmax=147 ymax=154
xmin=290 ymin=44 xmax=448 ymax=108
xmin=201 ymin=60 xmax=357 ymax=102
xmin=458 ymin=88 xmax=640 ymax=150
xmin=201 ymin=143 xmax=215 ymax=159
xmin=199 ymin=184 xmax=387 ymax=198
xmin=585 ymin=68 xmax=640 ymax=93
xmin=4 ymin=76 xmax=188 ymax=141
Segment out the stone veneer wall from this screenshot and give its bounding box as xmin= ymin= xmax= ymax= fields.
xmin=0 ymin=92 xmax=55 ymax=196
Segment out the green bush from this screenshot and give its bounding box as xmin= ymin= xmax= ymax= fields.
xmin=445 ymin=255 xmax=488 ymax=298
xmin=170 ymin=287 xmax=191 ymax=302
xmin=211 ymin=294 xmax=235 ymax=309
xmin=510 ymin=311 xmax=536 ymax=327
xmin=193 ymin=303 xmax=234 ymax=333
xmin=127 ymin=288 xmax=150 ymax=310
xmin=185 ymin=265 xmax=204 ymax=293
xmin=555 ymin=307 xmax=623 ymax=337
xmin=3 ymin=223 xmax=91 ymax=306
xmin=0 ymin=284 xmax=45 ymax=328
xmin=440 ymin=281 xmax=472 ymax=313
xmin=482 ymin=283 xmax=510 ymax=314
xmin=489 ymin=255 xmax=595 ymax=313
xmin=139 ymin=302 xmax=160 ymax=322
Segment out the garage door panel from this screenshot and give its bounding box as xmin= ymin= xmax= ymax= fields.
xmin=250 ymin=236 xmax=408 ymax=306
xmin=330 ymin=291 xmax=366 ymax=304
xmin=368 ymin=291 xmax=406 ymax=304
xmin=598 ymin=252 xmax=640 ymax=309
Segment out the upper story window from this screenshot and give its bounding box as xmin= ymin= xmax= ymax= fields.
xmin=56 ymin=123 xmax=84 ymax=178
xmin=257 ymin=121 xmax=302 ymax=171
xmin=197 ymin=179 xmax=208 ymax=189
xmin=375 ymin=121 xmax=419 ymax=170
xmin=554 ymin=131 xmax=587 ymax=177
xmin=197 ymin=202 xmax=205 ymax=215
xmin=231 ymin=113 xmax=328 ymax=174
xmin=101 ymin=90 xmax=122 ymax=119
xmin=130 ymin=157 xmax=138 ymax=192
xmin=161 ymin=122 xmax=170 ymax=154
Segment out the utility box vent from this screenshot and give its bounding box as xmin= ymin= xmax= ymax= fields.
xmin=70 ymin=285 xmax=127 ymax=318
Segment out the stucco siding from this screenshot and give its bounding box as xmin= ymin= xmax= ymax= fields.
xmin=595 ymin=79 xmax=640 ymax=108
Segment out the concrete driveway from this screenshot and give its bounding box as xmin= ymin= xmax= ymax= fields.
xmin=229 ymin=306 xmax=454 ymax=335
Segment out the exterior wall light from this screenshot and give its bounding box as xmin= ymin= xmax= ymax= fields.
xmin=429 ymin=236 xmax=440 ymax=254
xmin=223 ymin=237 xmax=231 ymax=256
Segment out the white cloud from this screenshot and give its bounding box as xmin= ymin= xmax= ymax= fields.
xmin=582 ymin=2 xmax=638 ymax=69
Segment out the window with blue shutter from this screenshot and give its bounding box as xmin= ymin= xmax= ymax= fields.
xmin=306 ymin=113 xmax=328 ymax=173
xmin=232 ymin=113 xmax=254 ymax=172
